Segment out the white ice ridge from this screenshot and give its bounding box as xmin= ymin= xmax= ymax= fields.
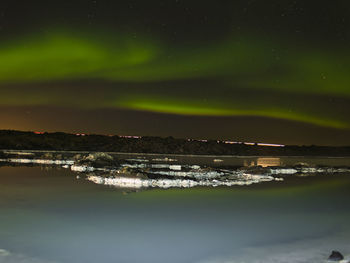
xmin=299 ymin=167 xmax=350 ymax=173
xmin=0 ymin=158 xmax=74 ymax=165
xmin=152 ymin=157 xmax=177 ymax=162
xmin=270 ymin=168 xmax=298 ymax=174
xmin=70 ymin=165 xmax=95 ymax=172
xmin=121 ymin=163 xmax=200 ymax=170
xmin=86 ymin=173 xmax=278 ymax=189
xmin=268 ymin=167 xmax=350 ymax=175
xmin=150 ymin=170 xmax=225 ymax=179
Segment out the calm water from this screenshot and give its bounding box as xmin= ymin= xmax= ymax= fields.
xmin=1 ymin=157 xmax=350 ymax=263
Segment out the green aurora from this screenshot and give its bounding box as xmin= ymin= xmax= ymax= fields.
xmin=1 ymin=30 xmax=349 ymax=97
xmin=0 ymin=29 xmax=349 ymax=130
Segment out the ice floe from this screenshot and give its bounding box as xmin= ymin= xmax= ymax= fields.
xmin=0 ymin=158 xmax=74 ymax=165
xmin=1 ymin=151 xmax=350 ymax=190
xmin=86 ymin=173 xmax=279 ymax=189
xmin=70 ymin=165 xmax=95 ymax=172
xmin=152 ymin=157 xmax=177 ymax=162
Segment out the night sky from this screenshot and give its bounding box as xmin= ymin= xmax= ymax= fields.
xmin=1 ymin=0 xmax=350 ymax=145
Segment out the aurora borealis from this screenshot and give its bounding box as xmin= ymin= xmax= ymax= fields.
xmin=1 ymin=0 xmax=350 ymax=145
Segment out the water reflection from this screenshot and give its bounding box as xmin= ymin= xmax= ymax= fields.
xmin=244 ymin=157 xmax=281 ymax=167
xmin=0 ymin=166 xmax=350 ymax=263
xmin=257 ymin=157 xmax=282 ymax=167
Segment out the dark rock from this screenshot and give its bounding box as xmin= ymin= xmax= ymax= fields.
xmin=328 ymin=250 xmax=344 ymax=261
xmin=76 ymin=152 xmax=118 ymax=168
xmin=41 ymin=152 xmax=53 ymax=159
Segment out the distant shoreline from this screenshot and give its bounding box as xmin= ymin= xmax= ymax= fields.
xmin=1 ymin=149 xmax=350 ymax=159
xmin=1 ymin=130 xmax=350 ymax=157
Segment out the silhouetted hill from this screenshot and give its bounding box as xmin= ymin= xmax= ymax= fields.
xmin=0 ymin=130 xmax=350 ymax=156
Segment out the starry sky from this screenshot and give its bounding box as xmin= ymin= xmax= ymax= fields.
xmin=0 ymin=0 xmax=350 ymax=145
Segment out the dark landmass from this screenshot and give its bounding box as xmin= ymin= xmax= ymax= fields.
xmin=1 ymin=130 xmax=350 ymax=156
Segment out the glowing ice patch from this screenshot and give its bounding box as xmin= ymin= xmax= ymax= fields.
xmin=0 ymin=249 xmax=10 ymax=256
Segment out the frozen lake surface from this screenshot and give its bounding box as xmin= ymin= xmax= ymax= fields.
xmin=0 ymin=155 xmax=350 ymax=263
